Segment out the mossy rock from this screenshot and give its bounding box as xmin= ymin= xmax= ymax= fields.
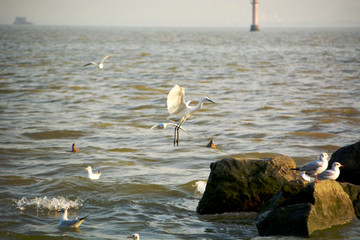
xmin=257 ymin=180 xmax=356 ymax=236
xmin=196 ymin=155 xmax=298 ymax=214
xmin=340 ymin=182 xmax=360 ymax=218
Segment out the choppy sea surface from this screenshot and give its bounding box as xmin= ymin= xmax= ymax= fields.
xmin=0 ymin=25 xmax=359 ymax=239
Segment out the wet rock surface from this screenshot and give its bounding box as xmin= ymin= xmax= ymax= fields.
xmin=257 ymin=180 xmax=356 ymax=237
xmin=329 ymin=140 xmax=360 ymax=184
xmin=196 ymin=155 xmax=298 ymax=214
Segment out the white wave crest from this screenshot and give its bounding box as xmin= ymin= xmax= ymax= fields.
xmin=14 ymin=196 xmax=83 ymax=211
xmin=192 ymin=181 xmax=207 ymax=195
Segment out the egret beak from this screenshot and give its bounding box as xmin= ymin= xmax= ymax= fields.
xmin=207 ymin=99 xmax=215 ymax=104
xmin=340 ymin=165 xmax=344 ymax=167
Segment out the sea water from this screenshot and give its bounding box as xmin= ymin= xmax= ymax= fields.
xmin=0 ymin=25 xmax=359 ymax=239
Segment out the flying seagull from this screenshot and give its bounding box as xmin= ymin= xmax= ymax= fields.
xmin=83 ymin=54 xmax=113 ymax=69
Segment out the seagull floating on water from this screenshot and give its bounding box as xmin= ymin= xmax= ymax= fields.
xmin=292 ymin=152 xmax=329 ymax=183
xmin=72 ymin=143 xmax=80 ymax=152
xmin=150 ymin=122 xmax=191 ymax=135
xmin=128 ymin=233 xmax=140 ymax=240
xmin=58 ymin=208 xmax=87 ymax=228
xmin=167 ymin=84 xmax=215 ymax=146
xmin=317 ymin=162 xmax=344 ymax=180
xmin=85 ymin=166 xmax=101 ymax=180
xmin=83 ymin=54 xmax=113 ymax=69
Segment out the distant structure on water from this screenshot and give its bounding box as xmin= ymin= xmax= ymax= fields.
xmin=13 ymin=17 xmax=33 ymax=25
xmin=250 ymin=0 xmax=260 ymax=32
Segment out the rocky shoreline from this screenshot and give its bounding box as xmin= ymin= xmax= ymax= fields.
xmin=197 ymin=140 xmax=360 ymax=237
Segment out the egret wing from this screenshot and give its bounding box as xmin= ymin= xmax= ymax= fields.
xmin=167 ymin=84 xmax=186 ymax=116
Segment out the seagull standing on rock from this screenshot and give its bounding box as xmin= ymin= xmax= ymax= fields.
xmin=317 ymin=162 xmax=344 ymax=180
xmin=292 ymin=152 xmax=330 ymax=183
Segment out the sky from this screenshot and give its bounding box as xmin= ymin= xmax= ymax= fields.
xmin=0 ymin=0 xmax=360 ymax=28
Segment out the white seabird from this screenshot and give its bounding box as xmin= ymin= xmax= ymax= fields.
xmin=85 ymin=166 xmax=101 ymax=180
xmin=292 ymin=152 xmax=329 ymax=183
xmin=300 ymin=171 xmax=311 ymax=181
xmin=58 ymin=208 xmax=87 ymax=228
xmin=83 ymin=54 xmax=113 ymax=69
xmin=167 ymin=84 xmax=215 ymax=146
xmin=128 ymin=233 xmax=140 ymax=240
xmin=150 ymin=122 xmax=191 ymax=135
xmin=317 ymin=162 xmax=344 ymax=180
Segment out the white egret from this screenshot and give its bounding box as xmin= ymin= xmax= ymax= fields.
xmin=317 ymin=162 xmax=344 ymax=180
xmin=83 ymin=54 xmax=113 ymax=69
xmin=128 ymin=233 xmax=140 ymax=240
xmin=85 ymin=166 xmax=101 ymax=180
xmin=150 ymin=122 xmax=191 ymax=135
xmin=58 ymin=208 xmax=87 ymax=228
xmin=167 ymin=84 xmax=215 ymax=146
xmin=292 ymin=152 xmax=329 ymax=183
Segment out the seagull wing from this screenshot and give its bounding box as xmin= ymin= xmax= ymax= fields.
xmin=100 ymin=54 xmax=114 ymax=65
xmin=178 ymin=125 xmax=191 ymax=136
xmin=59 ymin=218 xmax=83 ymax=228
xmin=317 ymin=170 xmax=333 ymax=180
xmin=150 ymin=123 xmax=165 ymax=130
xmin=83 ymin=62 xmax=97 ymax=67
xmin=166 ymin=123 xmax=191 ymax=135
xmin=167 ymin=84 xmax=187 ymax=120
xmin=299 ymin=160 xmax=322 ymax=174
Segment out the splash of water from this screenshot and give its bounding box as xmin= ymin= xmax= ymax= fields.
xmin=192 ymin=181 xmax=207 ymax=195
xmin=14 ymin=196 xmax=83 ymax=211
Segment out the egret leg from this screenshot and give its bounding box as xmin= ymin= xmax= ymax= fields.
xmin=176 ymin=120 xmax=185 ymax=146
xmin=173 ymin=126 xmax=177 ymax=146
xmin=176 ymin=125 xmax=180 ymax=146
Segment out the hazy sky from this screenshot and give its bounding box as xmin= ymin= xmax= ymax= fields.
xmin=1 ymin=0 xmax=359 ymax=28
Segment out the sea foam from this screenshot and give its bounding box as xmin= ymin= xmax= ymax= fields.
xmin=14 ymin=196 xmax=83 ymax=211
xmin=192 ymin=181 xmax=207 ymax=195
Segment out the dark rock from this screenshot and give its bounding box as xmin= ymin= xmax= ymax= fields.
xmin=329 ymin=140 xmax=360 ymax=184
xmin=257 ymin=180 xmax=356 ymax=237
xmin=339 ymin=182 xmax=360 ymax=218
xmin=196 ymin=155 xmax=298 ymax=214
